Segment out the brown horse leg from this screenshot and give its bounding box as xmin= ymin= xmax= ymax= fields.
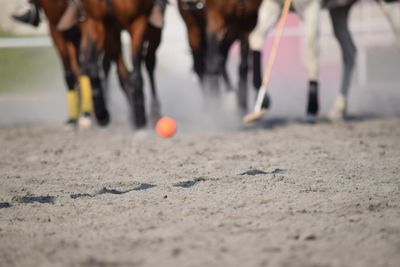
xmin=80 ymin=19 xmax=110 ymax=126
xmin=128 ymin=16 xmax=148 ymax=128
xmin=49 ymin=25 xmax=79 ymax=126
xmin=219 ymin=28 xmax=237 ymax=91
xmin=238 ymin=37 xmax=249 ymax=110
xmin=145 ymin=23 xmax=163 ymax=123
xmin=179 ymin=9 xmax=206 ymax=81
xmin=205 ymin=8 xmax=225 ymax=76
xmin=145 ymin=24 xmax=162 ymax=100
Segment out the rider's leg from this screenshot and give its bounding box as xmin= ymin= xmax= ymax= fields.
xmin=11 ymin=0 xmax=41 ymax=27
xmin=149 ymin=0 xmax=168 ymax=29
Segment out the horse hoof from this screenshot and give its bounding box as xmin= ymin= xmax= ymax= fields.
xmin=96 ymin=111 xmax=110 ymax=127
xmin=64 ymin=119 xmax=77 ymax=131
xmin=329 ymin=94 xmax=347 ymax=121
xmin=307 ymin=81 xmax=319 ymax=116
xmin=261 ymin=93 xmax=271 ymax=109
xmin=150 ymin=100 xmax=162 ymax=126
xmin=304 ymin=114 xmax=317 ymax=124
xmin=132 ymin=113 xmax=147 ymax=130
xmin=238 ymin=82 xmax=248 ymax=110
xmin=78 ymin=115 xmax=92 ymax=130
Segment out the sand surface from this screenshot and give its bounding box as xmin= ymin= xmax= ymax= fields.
xmin=0 ymin=118 xmax=399 ymax=267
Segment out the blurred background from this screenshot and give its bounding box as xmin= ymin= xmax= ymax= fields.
xmin=0 ymin=0 xmax=399 ymax=133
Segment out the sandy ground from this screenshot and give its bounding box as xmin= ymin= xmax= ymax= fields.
xmin=1 ymin=3 xmax=400 ymax=267
xmin=0 ymin=117 xmax=400 ymax=267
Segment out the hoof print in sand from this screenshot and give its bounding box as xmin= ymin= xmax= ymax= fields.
xmin=241 ymin=168 xmax=286 ymax=176
xmin=70 ymin=193 xmax=93 ymax=199
xmin=271 ymin=168 xmax=286 ymax=174
xmin=70 ymin=183 xmax=156 ymax=199
xmin=17 ymin=195 xmax=55 ymax=204
xmin=0 ymin=202 xmax=12 ymax=209
xmin=174 ymin=178 xmax=206 ymax=188
xmin=241 ymin=169 xmax=268 ymax=176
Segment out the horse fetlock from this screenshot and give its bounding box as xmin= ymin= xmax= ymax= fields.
xmin=329 ymin=94 xmax=347 ymax=121
xmin=206 ymin=54 xmax=223 ymax=75
xmin=65 ymin=72 xmax=77 ymax=89
xmin=238 ymin=80 xmax=248 ymax=110
xmin=132 ymin=101 xmax=147 ymax=129
xmin=92 ymin=96 xmax=110 ymax=126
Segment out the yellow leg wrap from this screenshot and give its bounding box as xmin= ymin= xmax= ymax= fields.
xmin=66 ymin=90 xmax=79 ymax=120
xmin=79 ymin=75 xmax=93 ymax=113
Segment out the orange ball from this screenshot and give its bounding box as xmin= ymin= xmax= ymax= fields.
xmin=155 ymin=117 xmax=177 ymax=138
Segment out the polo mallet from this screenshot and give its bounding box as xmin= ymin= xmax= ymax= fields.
xmin=243 ymin=0 xmax=292 ymax=123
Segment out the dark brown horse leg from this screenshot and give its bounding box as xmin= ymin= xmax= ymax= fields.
xmin=128 ymin=16 xmax=148 ymax=128
xmin=190 ymin=21 xmax=206 ymax=82
xmin=48 ymin=25 xmax=79 ymax=126
xmin=145 ymin=23 xmax=162 ymax=122
xmin=178 ymin=3 xmax=206 ymax=82
xmin=219 ymin=29 xmax=236 ymax=91
xmin=80 ymin=20 xmax=110 ymax=126
xmin=205 ymin=9 xmax=224 ymax=76
xmin=329 ymin=3 xmax=356 ymax=118
xmin=238 ymin=38 xmax=249 ymax=110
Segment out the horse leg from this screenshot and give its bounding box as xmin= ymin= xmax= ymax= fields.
xmin=205 ymin=8 xmax=225 ymax=76
xmin=379 ymin=0 xmax=400 ymax=49
xmin=179 ymin=9 xmax=206 ymax=82
xmin=145 ymin=23 xmax=163 ymax=123
xmin=238 ymin=37 xmax=250 ymax=110
xmin=48 ymin=25 xmax=79 ymax=128
xmin=127 ymin=16 xmax=148 ymax=128
xmin=328 ymin=4 xmax=357 ymax=120
xmin=80 ymin=20 xmax=110 ymax=127
xmin=219 ymin=28 xmax=237 ymax=91
xmin=248 ymin=0 xmax=280 ymax=105
xmin=299 ymin=0 xmax=321 ymax=118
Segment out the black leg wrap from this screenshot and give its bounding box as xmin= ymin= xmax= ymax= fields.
xmin=91 ymin=77 xmax=110 ymax=126
xmin=307 ymin=80 xmax=319 ymax=116
xmin=261 ymin=92 xmax=271 ymax=109
xmin=128 ymin=73 xmax=146 ymax=128
xmin=252 ymin=50 xmax=262 ymax=89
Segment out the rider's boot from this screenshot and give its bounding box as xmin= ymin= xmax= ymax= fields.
xmin=11 ymin=0 xmax=41 ymax=27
